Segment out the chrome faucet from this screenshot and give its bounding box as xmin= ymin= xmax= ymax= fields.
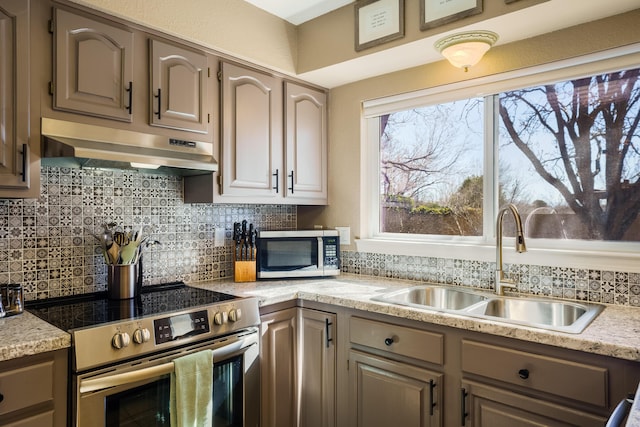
xmin=495 ymin=204 xmax=527 ymax=295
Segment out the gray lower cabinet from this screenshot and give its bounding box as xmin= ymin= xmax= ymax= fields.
xmin=260 ymin=307 xmax=297 ymax=427
xmin=460 ymin=380 xmax=605 ymax=427
xmin=0 ymin=350 xmax=68 ymax=427
xmin=259 ymin=306 xmax=337 ymax=427
xmin=348 ymin=316 xmax=444 ymax=427
xmin=349 ymin=350 xmax=443 ymax=427
xmin=298 ymin=308 xmax=336 ymax=427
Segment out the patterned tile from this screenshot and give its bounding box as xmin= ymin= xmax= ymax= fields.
xmin=0 ymin=166 xmax=297 ymax=301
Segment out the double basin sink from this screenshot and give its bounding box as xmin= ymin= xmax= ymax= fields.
xmin=372 ymin=284 xmax=603 ymax=334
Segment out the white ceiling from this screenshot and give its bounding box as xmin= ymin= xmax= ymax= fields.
xmin=243 ymin=0 xmax=353 ymax=25
xmin=243 ymin=0 xmax=639 ymax=88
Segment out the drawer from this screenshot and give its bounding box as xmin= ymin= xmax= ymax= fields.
xmin=0 ymin=360 xmax=54 ymax=415
xmin=350 ymin=317 xmax=443 ymax=365
xmin=461 ymin=339 xmax=608 ymax=407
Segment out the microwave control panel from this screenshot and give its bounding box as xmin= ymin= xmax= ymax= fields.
xmin=323 ymin=237 xmax=340 ymax=269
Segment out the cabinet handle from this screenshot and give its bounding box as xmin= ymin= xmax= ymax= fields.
xmin=461 ymin=388 xmax=469 ymax=426
xmin=288 ymin=170 xmax=294 ymax=194
xmin=384 ymin=337 xmax=394 ymax=346
xmin=272 ymin=169 xmax=279 ymax=193
xmin=518 ymin=368 xmax=530 ymax=379
xmin=154 ymin=88 xmax=162 ymax=119
xmin=20 ymin=144 xmax=28 ymax=182
xmin=0 ymin=392 xmax=3 ymax=403
xmin=429 ymin=379 xmax=436 ymax=416
xmin=325 ymin=318 xmax=333 ymax=348
xmin=125 ymin=81 xmax=133 ymax=114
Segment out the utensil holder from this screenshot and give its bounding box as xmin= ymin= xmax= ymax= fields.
xmin=108 ymin=263 xmax=140 ymax=299
xmin=234 ymin=261 xmax=256 ymax=283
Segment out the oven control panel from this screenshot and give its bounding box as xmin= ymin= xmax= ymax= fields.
xmin=154 ymin=310 xmax=210 ymax=345
xmin=72 ymin=297 xmax=260 ymax=372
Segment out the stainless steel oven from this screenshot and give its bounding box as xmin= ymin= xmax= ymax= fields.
xmin=75 ymin=328 xmax=259 ymax=427
xmin=27 ymin=283 xmax=260 ymax=427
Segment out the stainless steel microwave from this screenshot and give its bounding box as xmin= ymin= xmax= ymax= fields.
xmin=256 ymin=230 xmax=340 ymax=279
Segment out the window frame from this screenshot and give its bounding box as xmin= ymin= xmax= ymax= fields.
xmin=358 ymin=43 xmax=640 ymax=273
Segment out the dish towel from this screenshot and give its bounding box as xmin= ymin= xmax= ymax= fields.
xmin=170 ymin=349 xmax=214 ymax=427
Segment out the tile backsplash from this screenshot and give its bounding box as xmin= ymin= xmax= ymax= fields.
xmin=1 ymin=167 xmax=638 ymax=308
xmin=341 ymin=251 xmax=640 ymax=307
xmin=0 ymin=166 xmax=296 ymax=301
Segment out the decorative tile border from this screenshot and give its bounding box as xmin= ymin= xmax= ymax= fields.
xmin=0 ymin=167 xmax=296 ymax=301
xmin=340 ymin=250 xmax=640 ymax=307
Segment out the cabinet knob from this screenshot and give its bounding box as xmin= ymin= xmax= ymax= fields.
xmin=384 ymin=337 xmax=394 ymax=346
xmin=518 ymin=368 xmax=530 ymax=379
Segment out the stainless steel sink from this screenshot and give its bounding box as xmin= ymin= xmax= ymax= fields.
xmin=373 ymin=284 xmax=603 ymax=334
xmin=465 ymin=297 xmax=603 ymax=333
xmin=372 ymin=285 xmax=488 ymax=311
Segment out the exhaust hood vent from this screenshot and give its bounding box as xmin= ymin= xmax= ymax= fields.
xmin=41 ymin=118 xmax=217 ymax=176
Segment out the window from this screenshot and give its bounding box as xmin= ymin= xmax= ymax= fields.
xmin=362 ymin=47 xmax=640 ymax=269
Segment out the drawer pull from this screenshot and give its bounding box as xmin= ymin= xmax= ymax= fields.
xmin=518 ymin=368 xmax=530 ymax=379
xmin=0 ymin=393 xmax=3 ymax=403
xmin=384 ymin=337 xmax=394 ymax=346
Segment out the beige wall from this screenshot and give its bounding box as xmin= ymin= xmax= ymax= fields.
xmin=298 ymin=9 xmax=640 ymax=245
xmin=296 ymin=0 xmax=549 ymax=74
xmin=66 ymin=0 xmax=298 ymax=76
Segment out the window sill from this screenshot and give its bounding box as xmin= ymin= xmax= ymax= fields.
xmin=354 ymin=238 xmax=640 ymax=273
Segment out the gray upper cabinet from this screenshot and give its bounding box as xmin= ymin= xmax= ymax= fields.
xmin=149 ymin=39 xmax=210 ymax=133
xmin=219 ymin=61 xmax=283 ymax=199
xmin=284 ymin=82 xmax=328 ymax=204
xmin=53 ymin=8 xmax=134 ymax=122
xmin=183 ymin=63 xmax=328 ymax=205
xmin=0 ymin=0 xmax=39 ymax=197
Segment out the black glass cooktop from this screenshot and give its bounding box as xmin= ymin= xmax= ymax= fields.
xmin=26 ymin=282 xmax=238 ymax=331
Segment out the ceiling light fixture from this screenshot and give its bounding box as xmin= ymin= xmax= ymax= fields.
xmin=434 ymin=30 xmax=498 ymax=72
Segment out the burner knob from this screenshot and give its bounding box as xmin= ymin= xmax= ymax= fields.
xmin=133 ymin=328 xmax=151 ymax=344
xmin=112 ymin=332 xmax=131 ymax=349
xmin=213 ymin=312 xmax=228 ymax=326
xmin=228 ymin=308 xmax=242 ymax=322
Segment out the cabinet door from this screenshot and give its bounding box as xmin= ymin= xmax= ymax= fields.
xmin=260 ymin=308 xmax=297 ymax=427
xmin=54 ymin=8 xmax=134 ymax=122
xmin=461 ymin=380 xmax=605 ymax=427
xmin=284 ymin=82 xmax=328 ymax=204
xmin=349 ymin=350 xmax=443 ymax=427
xmin=0 ymin=0 xmax=31 ymax=192
xmin=299 ymin=308 xmax=336 ymax=427
xmin=220 ymin=62 xmax=282 ymax=198
xmin=149 ymin=39 xmax=209 ymax=133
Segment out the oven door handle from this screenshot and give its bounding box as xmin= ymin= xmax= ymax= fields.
xmin=79 ymin=334 xmax=256 ymax=394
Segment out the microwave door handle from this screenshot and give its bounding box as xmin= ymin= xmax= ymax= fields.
xmin=317 ymin=237 xmax=324 ymax=269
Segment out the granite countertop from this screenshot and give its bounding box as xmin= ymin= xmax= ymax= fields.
xmin=3 ymin=274 xmax=639 ymax=365
xmin=190 ymin=275 xmax=640 ymax=362
xmin=0 ymin=311 xmax=71 ymax=363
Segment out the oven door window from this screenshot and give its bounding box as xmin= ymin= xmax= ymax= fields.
xmin=104 ymin=355 xmax=243 ymax=427
xmin=260 ymin=238 xmax=319 ymax=272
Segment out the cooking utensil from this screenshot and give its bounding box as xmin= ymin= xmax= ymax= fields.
xmin=119 ymin=241 xmax=138 ymax=265
xmin=107 ymin=241 xmax=120 ymax=264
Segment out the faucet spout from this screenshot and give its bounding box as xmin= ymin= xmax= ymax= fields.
xmin=495 ymin=203 xmax=527 ymax=295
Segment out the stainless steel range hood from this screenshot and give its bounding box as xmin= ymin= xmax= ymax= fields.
xmin=41 ymin=118 xmax=217 ymax=175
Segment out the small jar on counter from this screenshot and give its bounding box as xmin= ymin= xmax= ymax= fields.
xmin=1 ymin=284 xmax=23 ymax=316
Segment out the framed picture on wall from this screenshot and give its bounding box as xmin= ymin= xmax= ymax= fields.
xmin=420 ymin=0 xmax=482 ymax=31
xmin=355 ymin=0 xmax=404 ymax=51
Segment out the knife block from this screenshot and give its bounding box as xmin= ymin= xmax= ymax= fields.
xmin=234 ymin=260 xmax=256 ymax=282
